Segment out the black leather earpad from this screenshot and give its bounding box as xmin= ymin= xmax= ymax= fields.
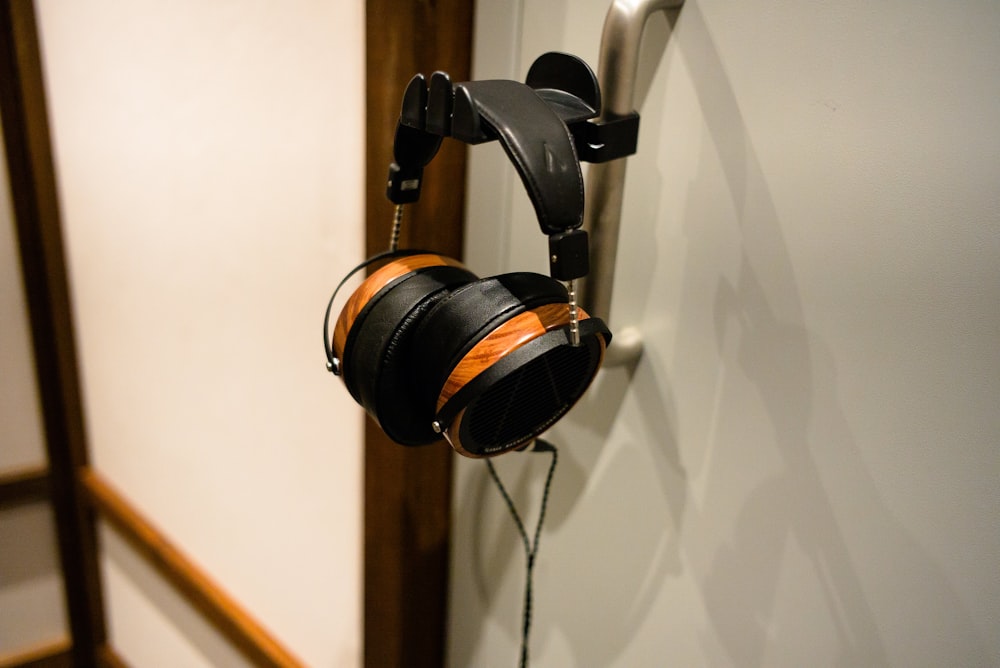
xmin=440 ymin=317 xmax=610 ymax=457
xmin=343 ymin=264 xmax=476 ymax=445
xmin=409 ymin=272 xmax=568 ymax=412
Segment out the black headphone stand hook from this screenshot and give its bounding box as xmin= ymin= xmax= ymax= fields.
xmin=386 ymin=52 xmax=641 ymax=206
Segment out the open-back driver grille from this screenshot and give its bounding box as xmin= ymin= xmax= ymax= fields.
xmin=460 ymin=341 xmax=599 ymax=455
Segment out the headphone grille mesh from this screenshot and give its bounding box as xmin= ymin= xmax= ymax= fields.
xmin=464 ymin=342 xmax=595 ymax=451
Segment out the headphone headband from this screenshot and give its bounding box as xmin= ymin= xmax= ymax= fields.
xmin=387 ymin=54 xmax=604 ymax=237
xmin=452 ymin=80 xmax=583 ymax=235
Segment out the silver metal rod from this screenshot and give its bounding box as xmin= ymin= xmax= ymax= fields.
xmin=581 ymin=0 xmax=683 ymax=364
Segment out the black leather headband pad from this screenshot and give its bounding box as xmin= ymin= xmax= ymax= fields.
xmin=410 ymin=272 xmax=568 ymax=412
xmin=455 ymin=80 xmax=584 ymax=235
xmin=343 ymin=265 xmax=477 ymax=445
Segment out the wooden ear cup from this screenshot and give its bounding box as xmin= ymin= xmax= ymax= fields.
xmin=333 ymin=259 xmax=610 ymax=456
xmin=437 ymin=311 xmax=609 ymax=457
xmin=333 ymin=254 xmax=477 ymax=445
xmin=412 ymin=273 xmax=611 ymax=457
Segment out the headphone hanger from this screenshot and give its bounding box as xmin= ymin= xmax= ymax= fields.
xmin=383 ymin=52 xmax=640 ymax=345
xmin=385 ymin=52 xmax=638 ymax=240
xmin=387 ymin=51 xmax=639 ymax=197
xmin=388 ymin=53 xmax=636 ymax=187
xmin=324 ymin=52 xmax=626 ymax=459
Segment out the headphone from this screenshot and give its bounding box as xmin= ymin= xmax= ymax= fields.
xmin=324 ymin=54 xmax=612 ymax=458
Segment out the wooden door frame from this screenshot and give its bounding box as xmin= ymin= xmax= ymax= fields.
xmin=363 ymin=1 xmax=474 ymax=665
xmin=0 ymin=1 xmax=108 ymax=664
xmin=3 ymin=1 xmax=474 ymax=665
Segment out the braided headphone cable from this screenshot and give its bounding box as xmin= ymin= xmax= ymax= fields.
xmin=485 ymin=439 xmax=559 ymax=668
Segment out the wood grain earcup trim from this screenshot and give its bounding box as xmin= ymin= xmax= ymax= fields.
xmin=435 ymin=302 xmax=585 ymax=412
xmin=332 ymin=253 xmax=467 ymax=361
xmin=337 ymin=261 xmax=477 ymax=445
xmin=439 ymin=316 xmax=610 ymax=457
xmin=409 ymin=272 xmax=569 ymax=415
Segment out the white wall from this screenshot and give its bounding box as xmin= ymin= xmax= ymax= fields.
xmin=34 ymin=1 xmax=365 ymax=665
xmin=451 ymin=1 xmax=1000 ymax=666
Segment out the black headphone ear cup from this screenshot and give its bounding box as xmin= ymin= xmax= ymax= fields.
xmin=441 ymin=316 xmax=609 ymax=456
xmin=409 ymin=271 xmax=610 ymax=457
xmin=338 ymin=258 xmax=476 ymax=445
xmin=410 ymin=272 xmax=570 ymax=414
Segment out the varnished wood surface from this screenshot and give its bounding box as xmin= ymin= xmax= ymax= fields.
xmin=0 ymin=640 xmax=122 ymax=668
xmin=95 ymin=644 xmax=129 ymax=668
xmin=0 ymin=639 xmax=72 ymax=668
xmin=0 ymin=466 xmax=50 ymax=508
xmin=443 ymin=318 xmax=608 ymax=458
xmin=436 ymin=303 xmax=581 ymax=411
xmin=364 ymin=1 xmax=474 ymax=666
xmin=79 ymin=468 xmax=304 ymax=668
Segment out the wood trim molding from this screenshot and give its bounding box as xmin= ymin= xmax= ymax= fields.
xmin=364 ymin=1 xmax=474 ymax=666
xmin=79 ymin=468 xmax=303 ymax=668
xmin=94 ymin=644 xmax=129 ymax=668
xmin=0 ymin=639 xmax=127 ymax=668
xmin=0 ymin=640 xmax=72 ymax=668
xmin=0 ymin=1 xmax=107 ymax=662
xmin=0 ymin=466 xmax=50 ymax=508
xmin=5 ymin=2 xmax=472 ymax=665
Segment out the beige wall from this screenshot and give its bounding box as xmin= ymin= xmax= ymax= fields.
xmin=34 ymin=1 xmax=365 ymax=664
xmin=452 ymin=0 xmax=1000 ymax=666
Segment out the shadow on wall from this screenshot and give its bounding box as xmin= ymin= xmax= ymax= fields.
xmin=449 ymin=2 xmax=994 ymax=666
xmin=679 ymin=5 xmax=992 ymax=666
xmin=448 ymin=9 xmax=684 ymax=667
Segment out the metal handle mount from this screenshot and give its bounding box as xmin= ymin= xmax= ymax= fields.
xmin=579 ymin=0 xmax=684 ymax=366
